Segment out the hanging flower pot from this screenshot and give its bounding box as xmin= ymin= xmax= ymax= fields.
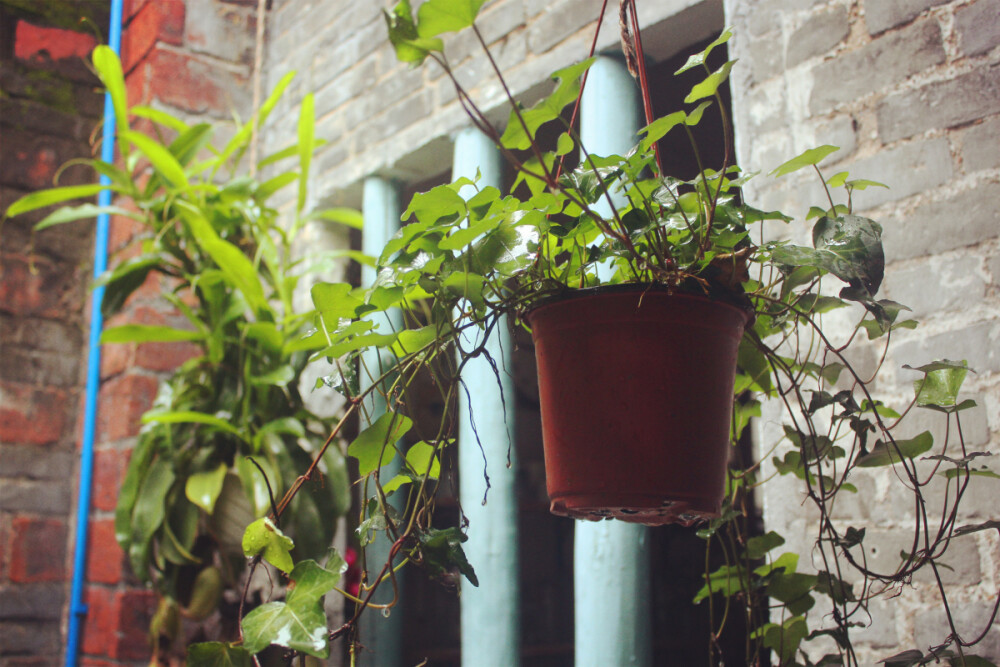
xmin=527 ymin=285 xmax=750 ymax=526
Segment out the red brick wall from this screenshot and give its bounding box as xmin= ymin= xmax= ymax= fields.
xmin=0 ymin=2 xmax=256 ymax=664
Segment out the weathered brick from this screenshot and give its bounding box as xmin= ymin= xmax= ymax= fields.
xmin=0 ymin=621 xmax=61 ymax=656
xmin=786 ymin=5 xmax=849 ymax=66
xmin=115 ymin=589 xmax=156 ymax=660
xmin=96 ymin=373 xmax=159 ymax=442
xmin=0 ymin=479 xmax=72 ymax=515
xmin=9 ymin=517 xmax=67 ymax=583
xmin=0 ymin=346 xmax=80 ymax=386
xmin=881 ymin=181 xmax=1000 ymax=261
xmin=955 ymin=0 xmax=1000 ymax=58
xmin=122 ymin=0 xmax=186 ymax=71
xmin=81 ymin=586 xmax=117 ymax=657
xmin=961 ymin=117 xmax=1000 ymax=172
xmin=85 ymin=519 xmax=125 ymax=585
xmin=0 ymin=583 xmax=64 ymax=620
xmin=0 ymin=383 xmax=70 ymax=446
xmin=748 ymin=35 xmax=784 ymax=82
xmin=810 ymin=19 xmax=945 ymax=114
xmin=0 ymin=444 xmax=74 ymax=480
xmin=91 ymin=446 xmax=129 ymax=513
xmin=914 ymin=599 xmax=1000 ymax=655
xmin=134 ymin=340 xmax=201 ymax=372
xmin=184 ymin=0 xmax=253 ymax=64
xmin=882 ymin=254 xmax=988 ymax=319
xmin=893 ymin=320 xmax=999 ymax=374
xmin=877 ymin=66 xmax=1000 ymax=143
xmin=147 ymin=47 xmax=250 ymax=116
xmin=13 ymin=23 xmax=97 ymax=62
xmin=849 ymin=137 xmax=953 ymax=211
xmin=0 ymin=255 xmax=89 ymax=319
xmin=527 ymin=0 xmax=602 ymax=55
xmin=864 ymin=0 xmax=947 ymax=35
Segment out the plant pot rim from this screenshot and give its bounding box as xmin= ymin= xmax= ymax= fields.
xmin=524 ymin=281 xmax=755 ymax=326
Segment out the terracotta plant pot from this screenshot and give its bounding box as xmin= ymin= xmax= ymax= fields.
xmin=527 ymin=285 xmax=750 ymax=526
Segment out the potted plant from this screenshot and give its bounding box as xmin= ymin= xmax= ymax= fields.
xmin=4 ymin=48 xmax=359 ymax=662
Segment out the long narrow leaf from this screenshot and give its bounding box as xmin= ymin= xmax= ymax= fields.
xmin=34 ymin=204 xmax=139 ymax=231
xmin=100 ymin=324 xmax=205 ymax=344
xmin=142 ymin=410 xmax=246 ymax=440
xmin=92 ymin=45 xmax=129 ymax=139
xmin=297 ymin=93 xmax=315 ymax=214
xmin=6 ymin=184 xmax=109 ymax=219
xmin=123 ymin=130 xmax=189 ymax=190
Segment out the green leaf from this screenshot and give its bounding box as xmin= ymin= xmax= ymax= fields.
xmin=122 ymin=130 xmax=189 ymax=190
xmin=310 ymin=207 xmax=364 ymax=229
xmin=132 ymin=104 xmax=189 ymax=133
xmin=33 ymin=204 xmax=139 ymax=231
xmin=348 ymin=413 xmax=413 ymax=476
xmin=639 ymin=111 xmax=687 ymax=151
xmin=675 ymin=28 xmax=732 ymax=74
xmin=176 ymin=202 xmax=268 ymax=316
xmin=908 ymin=360 xmax=972 ymax=410
xmin=846 ymin=178 xmax=889 ymax=190
xmin=684 ymin=60 xmax=735 ymax=104
xmin=826 ymin=171 xmax=849 ymax=187
xmin=100 ymin=324 xmax=203 ymax=344
xmin=769 ymin=145 xmax=840 ymax=177
xmin=185 ymin=463 xmax=228 ymax=514
xmin=187 ymin=642 xmax=253 ymax=667
xmin=405 ymin=440 xmax=445 ymax=478
xmin=237 ymin=456 xmax=278 ymax=517
xmin=385 ymin=0 xmax=444 ymax=64
xmin=746 ymin=531 xmax=785 ymax=559
xmin=416 ymin=0 xmax=486 ymax=38
xmin=92 ymin=45 xmax=128 ymax=138
xmin=241 ymin=517 xmax=295 ymax=573
xmin=857 ymin=432 xmax=933 ymax=468
xmin=762 ymin=615 xmax=809 ymax=664
xmin=248 ymin=364 xmax=295 ymax=387
xmin=127 ymin=457 xmax=175 ymax=575
xmin=417 ymin=526 xmax=479 ymax=586
xmin=297 ymin=93 xmax=314 ymax=213
xmin=241 ymin=558 xmax=344 ymax=657
xmin=772 ymin=215 xmax=884 ymax=294
xmin=142 ymin=410 xmax=245 ymax=440
xmin=7 ymin=184 xmax=110 ymax=219
xmin=500 ymin=59 xmax=595 ymax=150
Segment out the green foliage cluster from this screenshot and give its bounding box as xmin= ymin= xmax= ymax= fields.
xmin=5 ymin=47 xmax=358 ymax=661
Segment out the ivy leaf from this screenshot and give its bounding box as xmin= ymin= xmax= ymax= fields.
xmin=241 ymin=558 xmax=344 ymax=658
xmin=675 ymin=27 xmax=732 ymax=74
xmin=384 ymin=0 xmax=444 ymax=64
xmin=417 ymin=527 xmax=479 ymax=586
xmin=907 ymin=359 xmax=973 ymax=411
xmin=185 ymin=463 xmax=228 ymax=514
xmin=348 ymin=413 xmax=413 ymax=476
xmin=769 ymin=145 xmax=840 ymax=177
xmin=241 ymin=517 xmax=295 ymax=573
xmin=684 ymin=60 xmax=735 ymax=104
xmin=812 ymin=215 xmax=884 ymax=294
xmin=186 ymin=642 xmax=252 ymax=667
xmin=762 ymin=616 xmax=809 ymax=664
xmin=500 ymin=59 xmax=595 ymax=150
xmin=857 ymin=432 xmax=933 ymax=468
xmin=746 ymin=531 xmax=785 ymax=559
xmin=416 ymin=0 xmax=486 ymax=38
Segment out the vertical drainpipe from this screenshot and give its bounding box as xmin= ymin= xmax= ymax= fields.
xmin=573 ymin=56 xmax=652 ymax=667
xmin=453 ymin=128 xmax=520 ymax=667
xmin=64 ymin=1 xmax=123 ymax=664
xmin=358 ymin=176 xmax=405 ymax=667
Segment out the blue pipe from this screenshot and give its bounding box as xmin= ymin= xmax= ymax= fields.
xmin=65 ymin=1 xmax=123 ymax=664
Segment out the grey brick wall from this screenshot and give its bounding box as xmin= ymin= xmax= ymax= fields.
xmin=725 ymin=0 xmax=999 ymax=660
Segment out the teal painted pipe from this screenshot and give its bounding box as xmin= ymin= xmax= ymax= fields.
xmin=453 ymin=127 xmax=521 ymax=667
xmin=574 ymin=55 xmax=652 ymax=667
xmin=358 ymin=176 xmax=405 ymax=667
